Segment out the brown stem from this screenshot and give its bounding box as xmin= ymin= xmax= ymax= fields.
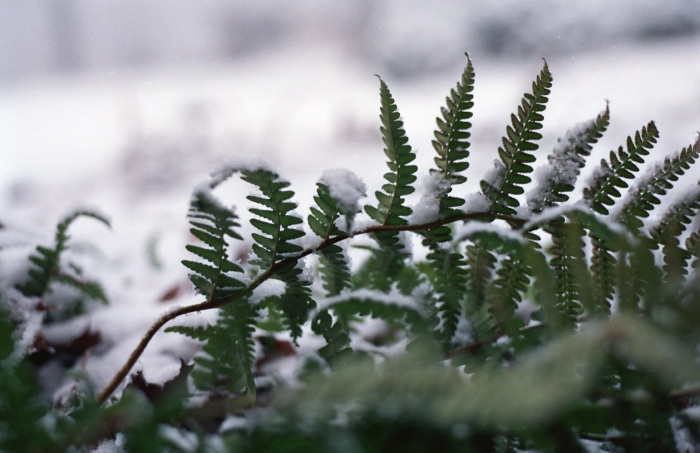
xmin=97 ymin=210 xmax=526 ymax=405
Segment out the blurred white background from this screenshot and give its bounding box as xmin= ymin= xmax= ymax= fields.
xmin=1 ymin=0 xmax=700 ymax=219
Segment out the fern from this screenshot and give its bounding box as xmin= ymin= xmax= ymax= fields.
xmin=25 ymin=55 xmax=700 ymax=453
xmin=431 ymin=53 xmax=474 ymax=216
xmin=528 ymin=104 xmax=610 ymax=213
xmin=419 ymin=235 xmax=469 ymax=348
xmin=170 ymin=302 xmax=257 ymax=399
xmin=308 ymin=182 xmax=353 ymax=296
xmin=365 ymin=76 xmax=418 ymax=228
xmin=166 ymin=183 xmax=256 ymax=398
xmin=617 ymin=137 xmax=700 ymax=233
xmin=16 ymin=210 xmax=110 ymax=319
xmin=650 ymin=187 xmax=700 ymax=287
xmin=583 ymin=121 xmax=659 ymax=215
xmin=480 ymin=61 xmax=552 ymax=216
xmin=181 ymin=187 xmax=246 ymax=301
xmin=242 ymin=168 xmax=305 ymax=268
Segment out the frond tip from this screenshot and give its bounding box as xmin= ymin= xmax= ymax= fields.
xmin=365 ymin=76 xmax=418 ymax=226
xmin=481 ymin=60 xmax=552 ymax=216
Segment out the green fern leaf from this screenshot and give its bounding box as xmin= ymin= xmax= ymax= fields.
xmin=364 ymin=76 xmax=417 ymax=226
xmin=547 ymin=220 xmax=592 ymax=325
xmin=431 ymin=53 xmax=475 ymax=216
xmin=242 ymin=169 xmax=304 ymax=269
xmin=317 ymin=245 xmax=352 ymax=297
xmin=419 ymin=232 xmax=469 ymax=348
xmin=528 ymin=104 xmax=610 ymax=213
xmin=178 ymin=301 xmax=257 ymax=398
xmin=308 ymin=182 xmax=353 ymax=296
xmin=583 ymin=122 xmax=659 ymax=215
xmin=311 ymin=310 xmax=353 ymax=367
xmin=650 ymin=187 xmax=700 ymax=286
xmin=480 ymin=61 xmax=552 ymax=216
xmin=16 ymin=210 xmax=110 ymax=300
xmin=274 ymin=262 xmax=314 ymax=341
xmin=183 ymin=188 xmax=245 ymax=301
xmin=617 ymin=136 xmax=700 ymax=233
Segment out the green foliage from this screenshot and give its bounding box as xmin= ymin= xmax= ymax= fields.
xmin=15 ymin=210 xmax=110 ymax=321
xmin=481 ymin=60 xmax=552 ymax=216
xmin=3 ymin=55 xmax=700 ymax=452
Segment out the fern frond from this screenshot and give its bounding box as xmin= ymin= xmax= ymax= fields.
xmin=16 ymin=210 xmax=110 ymax=299
xmin=308 ymin=182 xmax=353 ymax=296
xmin=486 ymin=257 xmax=529 ymax=335
xmin=242 ymin=168 xmax=305 ymax=268
xmin=419 ymin=233 xmax=468 ymax=347
xmin=456 ymin=227 xmax=531 ymax=336
xmin=431 ymin=53 xmax=475 ymax=216
xmin=480 ymin=61 xmax=552 ymax=216
xmin=547 ymin=220 xmax=591 ymax=325
xmin=583 ymin=121 xmax=659 ymax=215
xmin=650 ymin=187 xmax=700 ymax=286
xmin=317 ymin=245 xmax=352 ymax=297
xmin=182 ymin=188 xmax=245 ymax=301
xmin=617 ymin=137 xmax=700 ymax=233
xmin=311 ymin=309 xmax=353 ymax=367
xmin=274 ymin=262 xmax=314 ymax=341
xmin=464 ymin=243 xmax=497 ymax=311
xmin=174 ymin=301 xmax=257 ymax=398
xmin=365 ymin=76 xmax=417 ymax=227
xmin=528 ymin=104 xmax=610 ymax=213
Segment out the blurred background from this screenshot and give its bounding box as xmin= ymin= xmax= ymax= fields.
xmin=1 ymin=0 xmax=700 ymax=227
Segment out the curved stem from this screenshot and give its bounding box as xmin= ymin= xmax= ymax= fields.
xmin=97 ymin=210 xmax=526 ymax=405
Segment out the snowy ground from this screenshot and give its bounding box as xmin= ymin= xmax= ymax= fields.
xmin=1 ymin=36 xmax=700 ymax=399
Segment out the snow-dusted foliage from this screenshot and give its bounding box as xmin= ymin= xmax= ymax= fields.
xmin=2 ymin=56 xmax=700 ymax=452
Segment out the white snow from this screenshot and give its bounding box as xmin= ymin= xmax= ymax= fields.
xmin=319 ymin=168 xmax=367 ymax=218
xmin=209 ymin=158 xmax=275 ymax=189
xmin=409 ymin=172 xmax=448 ymax=224
xmin=315 ymin=288 xmax=423 ymax=315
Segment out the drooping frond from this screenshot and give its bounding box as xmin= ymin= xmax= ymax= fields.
xmin=181 ymin=188 xmax=246 ymax=301
xmin=317 ymin=246 xmax=351 ymax=297
xmin=419 ymin=233 xmax=468 ymax=348
xmin=583 ymin=121 xmax=659 ymax=215
xmin=480 ymin=61 xmax=552 ymax=216
xmin=273 ymin=261 xmax=314 ymax=341
xmin=650 ymin=187 xmax=700 ymax=287
xmin=168 ymin=300 xmax=257 ymax=399
xmin=546 ymin=220 xmax=591 ymax=325
xmin=431 ymin=53 xmax=475 ymax=216
xmin=617 ymin=136 xmax=700 ymax=234
xmin=16 ymin=210 xmax=110 ymax=301
xmin=528 ymin=104 xmax=610 ymax=213
xmin=687 ymin=229 xmax=700 ymax=270
xmin=242 ymin=168 xmax=305 ymax=268
xmin=464 ymin=243 xmax=497 ymax=312
xmin=308 ymin=182 xmax=353 ymax=296
xmin=311 ymin=310 xmax=352 ymax=367
xmin=168 ymin=182 xmax=256 ymax=400
xmin=458 ymin=227 xmax=530 ymax=336
xmin=365 ymin=76 xmax=418 ymax=228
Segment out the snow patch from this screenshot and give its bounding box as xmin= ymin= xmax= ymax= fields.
xmin=209 ymin=158 xmax=275 ymax=188
xmin=409 ymin=172 xmax=448 ymax=224
xmin=319 ymin=168 xmax=367 ymax=217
